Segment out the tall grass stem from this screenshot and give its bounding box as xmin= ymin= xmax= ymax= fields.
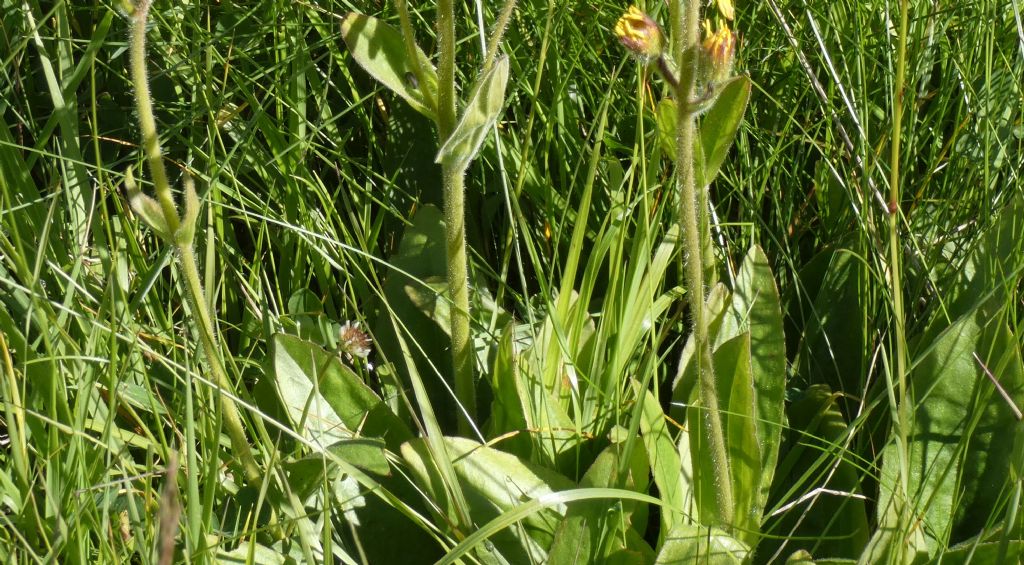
xmin=886 ymin=0 xmax=913 ymax=553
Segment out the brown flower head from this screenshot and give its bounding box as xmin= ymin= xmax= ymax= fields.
xmin=338 ymin=320 xmax=371 ymax=362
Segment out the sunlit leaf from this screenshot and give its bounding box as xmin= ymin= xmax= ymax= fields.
xmin=341 ymin=12 xmax=438 ymax=120
xmin=270 ymin=333 xmax=411 ymax=450
xmin=436 ymin=57 xmax=509 ymax=173
xmin=697 ymin=75 xmax=750 ymax=187
xmin=726 ymin=246 xmax=786 ymax=512
xmin=654 ymin=523 xmax=749 ymax=564
xmin=878 ymin=314 xmax=1024 ymax=546
xmin=217 ymin=541 xmax=287 ymax=565
xmin=403 ymin=436 xmax=575 ymax=564
xmin=657 ymin=98 xmax=677 ymax=156
xmin=641 ymin=390 xmax=688 ymax=538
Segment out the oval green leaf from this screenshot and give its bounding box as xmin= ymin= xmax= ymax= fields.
xmin=341 ymin=12 xmax=438 ymax=121
xmin=698 ymin=75 xmax=751 ymax=187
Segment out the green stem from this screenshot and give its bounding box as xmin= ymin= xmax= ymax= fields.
xmin=129 ymin=2 xmax=179 ymax=234
xmin=130 ymin=0 xmax=260 ymax=485
xmin=436 ymin=0 xmax=457 ymax=135
xmin=888 ymin=0 xmax=912 ymax=553
xmin=436 ymin=0 xmax=475 ymax=434
xmin=673 ymin=0 xmax=733 ymax=527
xmin=483 ymin=0 xmax=518 ymax=72
xmin=394 ymin=0 xmax=436 ymax=113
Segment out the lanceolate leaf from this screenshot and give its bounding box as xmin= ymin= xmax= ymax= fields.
xmin=402 ymin=437 xmax=574 ymax=564
xmin=654 ymin=524 xmax=749 ymax=564
xmin=270 ymin=333 xmax=412 ymax=450
xmin=657 ymin=98 xmax=677 ymax=156
xmin=687 ymin=333 xmax=759 ymax=541
xmin=641 ymin=390 xmax=688 ymax=538
xmin=698 ymin=75 xmax=750 ymax=187
xmin=878 ymin=314 xmax=1024 ymax=547
xmin=436 ymin=56 xmax=509 ymax=173
xmin=341 ymin=13 xmax=438 ymax=121
xmin=727 ymin=246 xmax=786 ymax=514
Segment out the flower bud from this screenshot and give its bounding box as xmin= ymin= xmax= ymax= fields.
xmin=702 ymin=25 xmax=736 ymax=83
xmin=615 ymin=6 xmax=663 ymax=62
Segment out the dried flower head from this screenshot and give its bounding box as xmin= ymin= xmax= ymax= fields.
xmin=614 ymin=6 xmax=663 ymax=62
xmin=338 ymin=321 xmax=371 ymax=363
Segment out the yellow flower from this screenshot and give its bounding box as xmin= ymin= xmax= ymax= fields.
xmin=716 ymin=0 xmax=735 ymax=21
xmin=615 ymin=6 xmax=663 ymax=61
xmin=702 ymin=24 xmax=736 ymax=83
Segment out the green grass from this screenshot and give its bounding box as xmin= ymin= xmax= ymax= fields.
xmin=1 ymin=0 xmax=1022 ymax=563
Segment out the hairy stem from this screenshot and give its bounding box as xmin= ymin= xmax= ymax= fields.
xmin=130 ymin=0 xmax=260 ymax=485
xmin=394 ymin=0 xmax=436 ymax=113
xmin=436 ymin=0 xmax=475 ymax=434
xmin=483 ymin=0 xmax=518 ymax=72
xmin=673 ymin=0 xmax=733 ymax=527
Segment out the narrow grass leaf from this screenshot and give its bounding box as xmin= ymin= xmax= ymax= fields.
xmin=764 ymin=385 xmax=869 ymax=560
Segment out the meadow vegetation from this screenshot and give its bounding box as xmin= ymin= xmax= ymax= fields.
xmin=0 ymin=0 xmax=1022 ymax=562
